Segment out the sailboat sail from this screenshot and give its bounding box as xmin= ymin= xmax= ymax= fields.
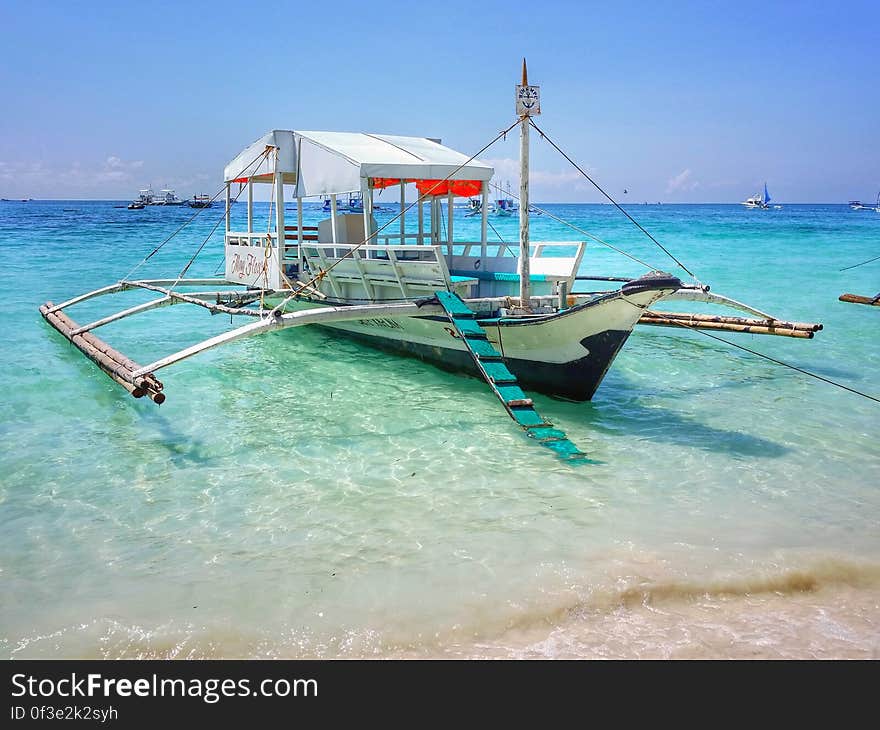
xmin=763 ymin=183 xmax=771 ymax=204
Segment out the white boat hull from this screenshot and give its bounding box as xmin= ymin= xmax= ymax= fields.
xmin=273 ymin=281 xmax=676 ymax=400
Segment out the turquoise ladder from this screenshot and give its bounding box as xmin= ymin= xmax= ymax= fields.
xmin=435 ymin=291 xmax=589 ymax=462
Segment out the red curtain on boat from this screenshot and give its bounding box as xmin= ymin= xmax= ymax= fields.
xmin=371 ymin=178 xmax=401 ymax=189
xmin=370 ymin=177 xmax=482 ymax=198
xmin=414 ymin=179 xmax=483 ymax=198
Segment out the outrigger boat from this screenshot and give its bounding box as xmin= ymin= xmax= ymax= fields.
xmin=40 ymin=62 xmax=822 ymax=461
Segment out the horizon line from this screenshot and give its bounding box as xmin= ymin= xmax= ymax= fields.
xmin=0 ymin=198 xmax=863 ymax=205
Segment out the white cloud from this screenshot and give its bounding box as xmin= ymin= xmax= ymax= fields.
xmin=482 ymin=157 xmax=592 ymax=190
xmin=666 ymin=168 xmax=701 ymax=194
xmin=96 ymin=156 xmax=145 ymax=182
xmin=0 ymin=156 xmax=144 ymax=186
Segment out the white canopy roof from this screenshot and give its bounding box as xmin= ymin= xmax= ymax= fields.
xmin=223 ymin=130 xmax=494 ymax=196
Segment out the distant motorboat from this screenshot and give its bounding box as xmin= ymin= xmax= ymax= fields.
xmin=321 ymin=192 xmax=367 ymax=213
xmin=850 ymin=192 xmax=880 ymax=212
xmin=187 ymin=194 xmax=213 ymax=208
xmin=155 ymin=188 xmax=184 ymax=205
xmin=127 ymin=201 xmax=145 ymax=209
xmin=135 ymin=187 xmax=155 ymax=205
xmin=742 ymin=182 xmax=772 ymax=209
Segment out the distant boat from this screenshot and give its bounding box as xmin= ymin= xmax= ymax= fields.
xmin=135 ymin=188 xmax=155 ymax=205
xmin=127 ymin=201 xmax=145 ymax=209
xmin=494 ymin=181 xmax=519 ymax=216
xmin=155 ymin=188 xmax=184 ymax=205
xmin=742 ymin=182 xmax=772 ymax=209
xmin=465 ymin=197 xmax=484 ymax=217
xmin=187 ymin=194 xmax=213 ymax=208
xmin=850 ymin=192 xmax=880 ymax=212
xmin=321 ymin=192 xmax=367 ymax=213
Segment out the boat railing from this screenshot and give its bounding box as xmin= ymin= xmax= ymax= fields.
xmin=300 ymin=242 xmax=462 ymax=299
xmin=225 ymin=231 xmax=280 ymax=247
xmin=447 ymin=241 xmax=586 ymax=291
xmin=376 ymin=232 xmax=434 ymax=245
xmin=451 ymin=241 xmax=583 ymax=258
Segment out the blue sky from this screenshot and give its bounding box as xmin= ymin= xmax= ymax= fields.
xmin=1 ymin=0 xmax=877 ymax=202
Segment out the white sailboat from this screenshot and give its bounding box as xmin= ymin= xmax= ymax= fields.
xmin=742 ymin=182 xmax=772 ymax=209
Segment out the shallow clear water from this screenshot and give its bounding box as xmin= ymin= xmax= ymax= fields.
xmin=1 ymin=200 xmax=878 ymax=658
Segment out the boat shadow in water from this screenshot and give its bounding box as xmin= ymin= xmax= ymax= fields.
xmin=136 ymin=412 xmax=218 ymax=468
xmin=542 ymin=380 xmax=792 ymax=460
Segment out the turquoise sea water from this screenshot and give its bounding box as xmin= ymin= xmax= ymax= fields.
xmin=1 ymin=200 xmax=878 ymax=658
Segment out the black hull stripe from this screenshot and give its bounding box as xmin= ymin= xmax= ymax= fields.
xmin=319 ymin=326 xmax=631 ymax=401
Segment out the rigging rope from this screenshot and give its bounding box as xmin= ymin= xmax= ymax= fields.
xmin=647 ymin=315 xmax=880 ymax=404
xmin=528 ymin=119 xmax=697 ymax=279
xmin=170 ymin=163 xmax=264 ymax=288
xmin=487 ymin=181 xmax=661 ymax=272
xmin=121 ymin=147 xmax=273 ymax=282
xmin=839 ymin=252 xmax=880 ymax=272
xmin=485 ymin=217 xmax=516 ymax=256
xmin=268 ymin=118 xmax=522 ymax=315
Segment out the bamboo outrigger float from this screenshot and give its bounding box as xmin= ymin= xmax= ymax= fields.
xmin=839 ymin=292 xmax=880 ymax=306
xmin=40 ymin=62 xmax=823 ymax=461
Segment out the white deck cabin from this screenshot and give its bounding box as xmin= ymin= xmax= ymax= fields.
xmin=221 ymin=130 xmax=584 ymax=304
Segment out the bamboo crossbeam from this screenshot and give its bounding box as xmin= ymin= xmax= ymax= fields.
xmin=638 ymin=310 xmax=816 ymax=338
xmin=658 ymin=289 xmax=775 ymax=320
xmin=46 ymin=283 xmax=128 ymax=313
xmin=124 ymin=281 xmax=267 ymax=316
xmin=131 ymin=278 xmax=234 ymax=287
xmin=131 ymin=301 xmax=447 ymax=377
xmin=70 ymin=296 xmax=172 ymax=335
xmin=39 ymin=302 xmax=165 ymax=402
xmin=839 ymin=293 xmax=880 ymax=306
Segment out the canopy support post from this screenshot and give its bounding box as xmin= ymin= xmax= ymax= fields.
xmin=330 ymin=194 xmax=338 ymax=244
xmin=418 ymin=195 xmax=424 ymax=244
xmin=296 ymin=197 xmax=303 ymax=256
xmin=400 ymin=180 xmax=406 ymax=242
xmin=361 ymin=178 xmax=371 ymax=245
xmin=225 ymin=183 xmax=231 ymax=233
xmin=447 ymin=190 xmax=454 ymax=257
xmin=246 ymin=179 xmax=253 ymax=234
xmin=481 ymin=180 xmax=489 ymax=258
xmin=274 ymin=171 xmax=284 ymax=289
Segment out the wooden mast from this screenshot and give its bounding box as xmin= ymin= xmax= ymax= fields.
xmin=518 ymin=58 xmax=531 ymax=309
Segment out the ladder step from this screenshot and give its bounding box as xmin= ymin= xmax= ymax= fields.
xmin=434 ymin=291 xmax=589 ymax=463
xmin=454 ymin=319 xmax=488 ymax=337
xmin=540 ymin=438 xmax=587 ymax=459
xmin=510 ymin=407 xmax=545 ymax=427
xmin=525 ymin=426 xmax=569 ymax=442
xmin=495 ymin=384 xmax=528 ymax=402
xmin=435 ymin=290 xmax=477 ymax=317
xmin=481 ymin=361 xmax=517 ymax=383
xmin=465 ymin=338 xmax=501 ymax=358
